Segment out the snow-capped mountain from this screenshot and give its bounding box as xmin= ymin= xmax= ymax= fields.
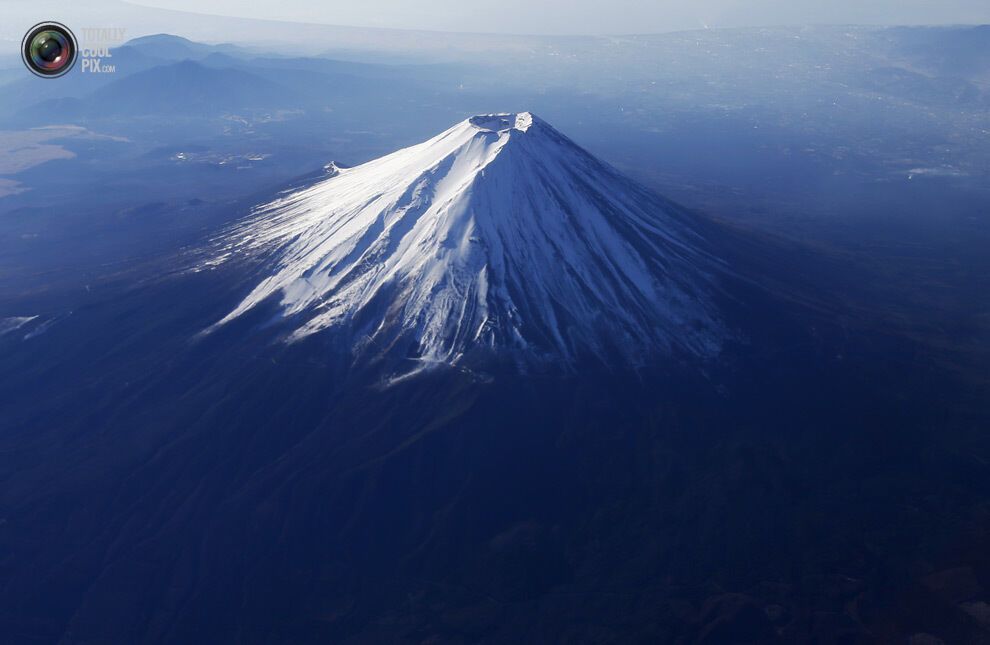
xmin=208 ymin=112 xmax=727 ymax=368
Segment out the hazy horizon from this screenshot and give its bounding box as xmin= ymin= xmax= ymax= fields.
xmin=123 ymin=0 xmax=990 ymax=35
xmin=1 ymin=0 xmax=989 ymax=45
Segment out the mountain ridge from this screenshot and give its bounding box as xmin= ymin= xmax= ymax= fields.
xmin=206 ymin=112 xmax=728 ymax=371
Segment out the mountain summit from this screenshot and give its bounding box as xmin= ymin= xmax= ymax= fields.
xmin=208 ymin=112 xmax=726 ymax=369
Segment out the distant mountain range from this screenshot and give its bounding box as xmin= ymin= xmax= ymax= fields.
xmin=0 ymin=34 xmax=446 ymax=121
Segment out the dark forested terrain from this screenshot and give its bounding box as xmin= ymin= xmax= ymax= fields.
xmin=1 ymin=25 xmax=989 ymax=644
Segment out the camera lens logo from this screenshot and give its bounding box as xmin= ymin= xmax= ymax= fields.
xmin=22 ymin=22 xmax=78 ymax=78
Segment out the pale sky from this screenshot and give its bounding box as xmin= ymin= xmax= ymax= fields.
xmin=2 ymin=0 xmax=988 ymax=42
xmin=122 ymin=0 xmax=990 ymax=35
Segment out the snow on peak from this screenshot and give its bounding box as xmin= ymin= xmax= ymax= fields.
xmin=207 ymin=113 xmax=727 ymax=369
xmin=468 ymin=112 xmax=535 ymax=133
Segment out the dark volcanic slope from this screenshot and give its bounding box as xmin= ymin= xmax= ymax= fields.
xmin=1 ymin=213 xmax=988 ymax=644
